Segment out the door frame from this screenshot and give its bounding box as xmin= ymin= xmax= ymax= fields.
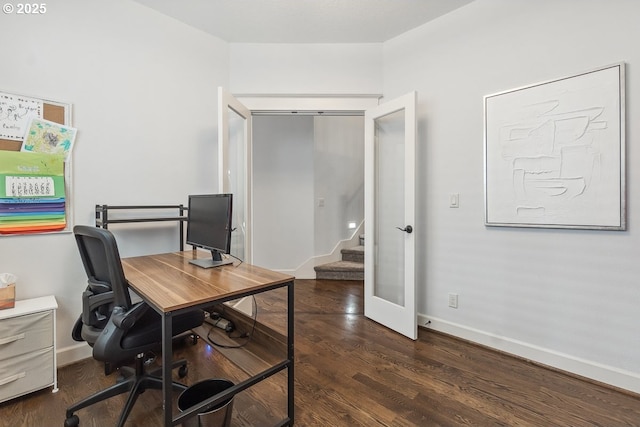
xmin=218 ymin=87 xmax=253 ymax=263
xmin=233 ymin=94 xmax=380 ymax=266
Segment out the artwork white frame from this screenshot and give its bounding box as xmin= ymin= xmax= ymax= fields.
xmin=484 ymin=63 xmax=625 ymax=230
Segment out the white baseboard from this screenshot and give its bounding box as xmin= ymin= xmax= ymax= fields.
xmin=57 ymin=342 xmax=92 ymax=367
xmin=225 ymin=296 xmax=254 ymax=317
xmin=419 ymin=314 xmax=640 ymax=395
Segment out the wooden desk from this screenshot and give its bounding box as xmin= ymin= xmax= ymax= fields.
xmin=121 ymin=251 xmax=295 ymax=427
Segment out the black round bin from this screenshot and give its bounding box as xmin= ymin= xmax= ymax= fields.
xmin=177 ymin=379 xmax=234 ymax=427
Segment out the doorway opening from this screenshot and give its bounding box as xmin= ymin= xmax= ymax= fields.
xmin=252 ymin=114 xmax=364 ymax=277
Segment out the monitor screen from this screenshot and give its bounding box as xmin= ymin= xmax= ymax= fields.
xmin=186 ymin=194 xmax=233 ymax=268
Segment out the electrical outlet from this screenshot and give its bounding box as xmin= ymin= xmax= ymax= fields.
xmin=448 ymin=293 xmax=458 ymax=308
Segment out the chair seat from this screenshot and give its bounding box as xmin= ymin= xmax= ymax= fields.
xmin=122 ymin=307 xmax=204 ymax=350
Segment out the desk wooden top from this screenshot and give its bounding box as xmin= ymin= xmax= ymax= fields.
xmin=121 ymin=251 xmax=294 ymax=313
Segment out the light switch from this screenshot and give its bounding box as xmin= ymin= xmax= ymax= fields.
xmin=449 ymin=193 xmax=459 ymax=208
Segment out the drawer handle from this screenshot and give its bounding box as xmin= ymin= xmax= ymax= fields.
xmin=0 ymin=372 xmax=26 ymax=386
xmin=0 ymin=333 xmax=26 ymax=345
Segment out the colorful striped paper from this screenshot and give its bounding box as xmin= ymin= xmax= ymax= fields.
xmin=0 ymin=152 xmax=66 ymax=234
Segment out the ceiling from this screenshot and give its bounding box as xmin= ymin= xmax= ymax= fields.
xmin=133 ymin=0 xmax=474 ymax=43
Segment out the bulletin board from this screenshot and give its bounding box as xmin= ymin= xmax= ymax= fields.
xmin=0 ymin=90 xmax=74 ymax=235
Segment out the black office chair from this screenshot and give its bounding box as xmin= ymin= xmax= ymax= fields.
xmin=70 ymin=261 xmax=115 ymax=375
xmin=65 ymin=225 xmax=205 ymax=427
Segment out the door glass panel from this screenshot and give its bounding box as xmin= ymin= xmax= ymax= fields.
xmin=227 ymin=107 xmax=246 ymax=261
xmin=374 ymin=109 xmax=405 ymax=306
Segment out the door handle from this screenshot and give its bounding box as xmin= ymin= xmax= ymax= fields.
xmin=396 ymin=225 xmax=413 ymax=234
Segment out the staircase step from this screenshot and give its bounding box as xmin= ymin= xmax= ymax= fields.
xmin=341 ymin=245 xmax=364 ymax=263
xmin=314 ymin=260 xmax=364 ymax=281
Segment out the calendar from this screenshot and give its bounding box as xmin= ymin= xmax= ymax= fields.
xmin=5 ymin=176 xmax=55 ymax=197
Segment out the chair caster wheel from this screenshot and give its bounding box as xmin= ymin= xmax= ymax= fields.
xmin=178 ymin=364 xmax=188 ymax=378
xmin=64 ymin=414 xmax=79 ymax=427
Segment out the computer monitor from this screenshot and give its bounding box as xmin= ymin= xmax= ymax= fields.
xmin=186 ymin=193 xmax=234 ymax=269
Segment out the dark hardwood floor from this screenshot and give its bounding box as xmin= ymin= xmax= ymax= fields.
xmin=2 ymin=279 xmax=639 ymax=426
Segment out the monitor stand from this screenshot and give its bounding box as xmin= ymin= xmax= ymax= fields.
xmin=189 ymin=250 xmax=233 ymax=269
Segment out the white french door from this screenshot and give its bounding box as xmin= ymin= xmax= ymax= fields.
xmin=364 ymin=91 xmax=417 ymax=340
xmin=218 ymin=87 xmax=252 ymax=264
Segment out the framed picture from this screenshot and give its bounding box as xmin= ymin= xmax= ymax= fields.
xmin=484 ymin=63 xmax=625 ymax=230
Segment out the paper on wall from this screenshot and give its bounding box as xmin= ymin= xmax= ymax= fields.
xmin=21 ymin=117 xmax=77 ymax=162
xmin=0 ymin=92 xmax=43 ymax=140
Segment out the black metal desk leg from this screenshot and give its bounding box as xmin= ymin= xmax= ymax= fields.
xmin=162 ymin=312 xmax=173 ymax=426
xmin=288 ymin=281 xmax=295 ymax=425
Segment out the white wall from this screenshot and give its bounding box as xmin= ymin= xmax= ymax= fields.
xmin=252 ymin=115 xmax=364 ymax=273
xmin=383 ymin=0 xmax=640 ymax=392
xmin=0 ymin=0 xmax=229 ymax=364
xmin=230 ymin=43 xmax=382 ymax=94
xmin=252 ymin=116 xmax=315 ymax=270
xmin=314 ymin=116 xmax=365 ymax=255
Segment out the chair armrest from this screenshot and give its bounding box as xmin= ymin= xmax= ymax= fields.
xmin=81 ymin=290 xmax=114 ymax=326
xmin=111 ymin=302 xmax=149 ymax=331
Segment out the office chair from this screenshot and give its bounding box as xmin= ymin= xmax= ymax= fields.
xmin=65 ymin=225 xmax=205 ymax=427
xmin=70 ymin=261 xmax=115 ymax=375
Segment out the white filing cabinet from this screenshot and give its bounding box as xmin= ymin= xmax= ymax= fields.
xmin=0 ymin=295 xmax=58 ymax=403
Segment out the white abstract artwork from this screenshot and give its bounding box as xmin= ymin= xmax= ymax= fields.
xmin=484 ymin=63 xmax=625 ymax=230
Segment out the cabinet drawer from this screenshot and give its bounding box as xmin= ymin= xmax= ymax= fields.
xmin=0 ymin=310 xmax=53 ymax=361
xmin=0 ymin=346 xmax=54 ymax=403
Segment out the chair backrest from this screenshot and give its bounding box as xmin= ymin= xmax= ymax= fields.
xmin=73 ymin=225 xmax=132 ymax=344
xmin=74 ymin=225 xmax=133 ymax=308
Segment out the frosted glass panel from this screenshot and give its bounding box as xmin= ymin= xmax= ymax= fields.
xmin=374 ymin=109 xmax=405 ymax=306
xmin=227 ymin=107 xmax=246 ymax=261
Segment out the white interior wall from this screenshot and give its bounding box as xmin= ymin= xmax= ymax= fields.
xmin=313 ymin=115 xmax=365 ymax=255
xmin=0 ymin=0 xmax=229 ymax=364
xmin=252 ymin=116 xmax=315 ymax=270
xmin=383 ymin=0 xmax=640 ymax=392
xmin=229 ymin=43 xmax=383 ymax=95
xmin=252 ymin=115 xmax=365 ymax=273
